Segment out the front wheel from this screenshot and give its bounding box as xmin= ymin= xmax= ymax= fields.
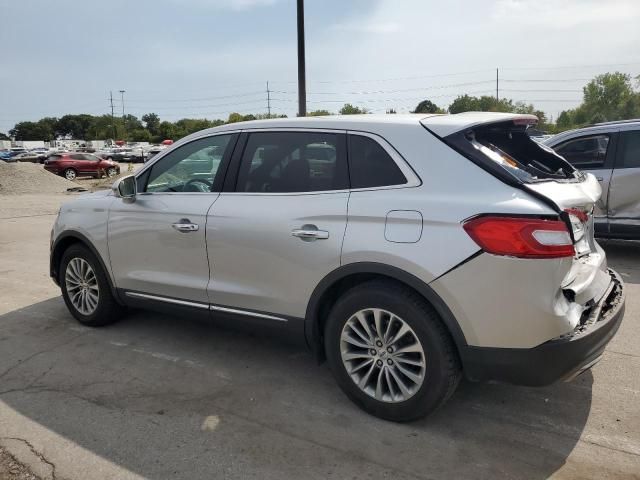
xmin=106 ymin=167 xmax=117 ymax=177
xmin=60 ymin=244 xmax=125 ymax=326
xmin=325 ymin=280 xmax=461 ymax=422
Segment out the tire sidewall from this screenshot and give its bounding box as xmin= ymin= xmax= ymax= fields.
xmin=64 ymin=168 xmax=77 ymax=180
xmin=325 ymin=284 xmax=455 ymax=421
xmin=60 ymin=245 xmax=108 ymax=325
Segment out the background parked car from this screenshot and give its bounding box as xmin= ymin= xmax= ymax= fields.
xmin=12 ymin=151 xmax=45 ymax=163
xmin=545 ymin=119 xmax=640 ymax=239
xmin=44 ymin=152 xmax=120 ymax=180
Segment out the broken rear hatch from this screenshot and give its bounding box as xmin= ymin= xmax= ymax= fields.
xmin=421 ymin=113 xmax=612 ymax=310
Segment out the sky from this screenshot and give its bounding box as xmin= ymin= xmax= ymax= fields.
xmin=1 ymin=0 xmax=640 ymax=133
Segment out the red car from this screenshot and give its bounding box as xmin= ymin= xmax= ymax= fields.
xmin=44 ymin=152 xmax=120 ymax=180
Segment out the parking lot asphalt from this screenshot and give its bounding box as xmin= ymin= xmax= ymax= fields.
xmin=0 ymin=193 xmax=639 ymax=480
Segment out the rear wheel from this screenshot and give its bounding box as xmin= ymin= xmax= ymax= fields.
xmin=60 ymin=244 xmax=124 ymax=326
xmin=63 ymin=168 xmax=77 ymax=180
xmin=325 ymin=280 xmax=461 ymax=422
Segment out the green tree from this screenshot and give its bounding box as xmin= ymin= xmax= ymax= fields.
xmin=9 ymin=121 xmax=53 ymax=140
xmin=142 ymin=113 xmax=161 ymax=136
xmin=413 ymin=99 xmax=444 ymax=114
xmin=308 ymin=109 xmax=332 ymax=116
xmin=339 ymin=104 xmax=369 ymax=115
xmin=0 ymin=132 xmax=9 ymax=140
xmin=227 ymin=112 xmax=244 ymax=123
xmin=448 ymin=95 xmax=514 ymax=114
xmin=581 ymin=72 xmax=640 ymax=123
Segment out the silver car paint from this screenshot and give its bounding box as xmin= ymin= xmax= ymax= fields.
xmin=108 ymin=193 xmax=218 ymax=303
xmin=545 ymin=122 xmax=640 ymax=229
xmin=52 ymin=113 xmax=610 ymax=351
xmin=205 ymin=191 xmax=348 ymax=318
xmin=52 ymin=190 xmax=116 ymax=283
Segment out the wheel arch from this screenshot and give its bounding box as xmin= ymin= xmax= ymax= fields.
xmin=304 ymin=262 xmax=468 ymax=362
xmin=50 ymin=231 xmax=122 ymax=304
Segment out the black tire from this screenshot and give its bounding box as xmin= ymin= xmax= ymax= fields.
xmin=60 ymin=244 xmax=125 ymax=327
xmin=324 ymin=280 xmax=461 ymax=422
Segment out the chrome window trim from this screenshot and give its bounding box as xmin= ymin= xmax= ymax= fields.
xmin=227 ymin=127 xmax=421 ymax=195
xmin=124 ymin=291 xmax=288 ymax=322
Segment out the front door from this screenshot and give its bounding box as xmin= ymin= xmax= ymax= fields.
xmin=206 ymin=130 xmax=349 ymax=319
xmin=108 ymin=133 xmax=236 ymax=303
xmin=608 ymin=128 xmax=640 ymax=237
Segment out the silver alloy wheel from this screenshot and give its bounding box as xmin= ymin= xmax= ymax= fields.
xmin=340 ymin=308 xmax=426 ymax=403
xmin=65 ymin=257 xmax=99 ymax=315
xmin=107 ymin=167 xmax=117 ymax=177
xmin=65 ymin=169 xmax=77 ymax=180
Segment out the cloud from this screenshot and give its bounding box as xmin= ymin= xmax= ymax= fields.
xmin=491 ymin=0 xmax=640 ymax=28
xmin=168 ymin=0 xmax=277 ymax=10
xmin=331 ymin=21 xmax=400 ymax=34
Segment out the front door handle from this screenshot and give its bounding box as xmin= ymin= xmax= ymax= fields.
xmin=172 ymin=219 xmax=199 ymax=233
xmin=291 ymin=224 xmax=329 ymax=241
xmin=595 ymin=176 xmax=604 ymax=182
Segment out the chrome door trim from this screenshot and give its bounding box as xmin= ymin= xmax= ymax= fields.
xmin=124 ymin=291 xmax=288 ymax=322
xmin=125 ymin=291 xmax=209 ymax=309
xmin=210 ymin=305 xmax=288 ymax=322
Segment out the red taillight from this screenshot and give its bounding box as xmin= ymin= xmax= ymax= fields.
xmin=463 ymin=216 xmax=575 ymax=259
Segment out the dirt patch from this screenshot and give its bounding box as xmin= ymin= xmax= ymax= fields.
xmin=0 ymin=447 xmax=41 ymax=480
xmin=0 ymin=162 xmax=78 ymax=195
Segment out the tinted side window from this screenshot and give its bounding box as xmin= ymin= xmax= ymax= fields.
xmin=236 ymin=131 xmax=347 ymax=193
xmin=618 ymin=130 xmax=640 ymax=168
xmin=554 ymin=134 xmax=610 ymax=170
xmin=348 ymin=135 xmax=407 ymax=188
xmin=70 ymin=154 xmax=84 ymax=161
xmin=145 ymin=135 xmax=232 ymax=193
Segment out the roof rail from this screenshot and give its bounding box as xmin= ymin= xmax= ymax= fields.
xmin=586 ymin=118 xmax=640 ymax=127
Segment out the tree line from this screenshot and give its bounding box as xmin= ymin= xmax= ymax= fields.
xmin=4 ymin=72 xmax=639 ymax=143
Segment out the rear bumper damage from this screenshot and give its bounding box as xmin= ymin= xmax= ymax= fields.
xmin=461 ymin=268 xmax=625 ymax=386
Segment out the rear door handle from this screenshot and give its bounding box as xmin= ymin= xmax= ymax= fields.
xmin=291 ymin=225 xmax=329 ymax=241
xmin=172 ymin=219 xmax=199 ymax=233
xmin=596 ymin=176 xmax=604 ymax=182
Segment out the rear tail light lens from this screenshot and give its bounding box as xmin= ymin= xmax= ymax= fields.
xmin=463 ymin=216 xmax=574 ymax=259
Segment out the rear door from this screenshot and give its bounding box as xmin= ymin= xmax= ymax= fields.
xmin=607 ymin=127 xmax=640 ymax=237
xmin=552 ymin=132 xmax=617 ymax=235
xmin=205 ymin=129 xmax=349 ymax=320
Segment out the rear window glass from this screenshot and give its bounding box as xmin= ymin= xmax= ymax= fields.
xmin=554 ymin=134 xmax=610 ymax=170
xmin=618 ymin=130 xmax=640 ymax=168
xmin=462 ymin=123 xmax=576 ymax=183
xmin=348 ymin=135 xmax=407 ymax=188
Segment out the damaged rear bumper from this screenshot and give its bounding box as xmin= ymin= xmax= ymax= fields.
xmin=461 ymin=268 xmax=625 ymax=386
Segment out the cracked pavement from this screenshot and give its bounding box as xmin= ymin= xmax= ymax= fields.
xmin=0 ymin=193 xmax=639 ymax=479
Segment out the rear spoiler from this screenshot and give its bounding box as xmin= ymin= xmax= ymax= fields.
xmin=420 ymin=112 xmax=539 ymax=138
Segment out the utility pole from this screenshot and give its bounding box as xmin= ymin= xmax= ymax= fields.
xmin=119 ymin=89 xmax=126 ymax=141
xmin=296 ymin=0 xmax=306 ymax=117
xmin=496 ymin=68 xmax=499 ymax=102
xmin=266 ymin=81 xmax=271 ymax=118
xmin=109 ymin=91 xmax=116 ymax=140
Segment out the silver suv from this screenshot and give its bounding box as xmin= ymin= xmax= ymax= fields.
xmin=50 ymin=113 xmax=625 ymax=421
xmin=545 ymin=119 xmax=640 ymax=239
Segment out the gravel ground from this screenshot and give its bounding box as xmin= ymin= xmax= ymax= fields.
xmin=0 ymin=162 xmax=77 ymax=195
xmin=0 ymin=448 xmax=40 ymax=480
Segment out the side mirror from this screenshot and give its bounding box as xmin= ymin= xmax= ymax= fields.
xmin=112 ymin=175 xmax=137 ymax=200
